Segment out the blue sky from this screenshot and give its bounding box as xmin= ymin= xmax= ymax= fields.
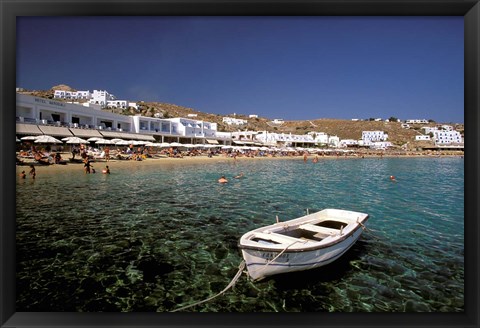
xmin=16 ymin=16 xmax=464 ymax=123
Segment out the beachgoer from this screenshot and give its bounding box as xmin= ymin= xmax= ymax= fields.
xmin=71 ymin=146 xmax=77 ymax=160
xmin=29 ymin=165 xmax=36 ymax=179
xmin=313 ymin=156 xmax=318 ymax=163
xmin=234 ymin=172 xmax=244 ymax=179
xmin=218 ymin=176 xmax=228 ymax=183
xmin=105 ymin=147 xmax=110 ymax=161
xmin=19 ymin=171 xmax=26 ymax=179
xmin=54 ymin=152 xmax=62 ymax=164
xmin=390 ymin=175 xmax=397 ymax=182
xmin=303 ymin=153 xmax=308 ymax=163
xmin=102 ymin=165 xmax=110 ymax=174
xmin=84 ymin=158 xmax=93 ymax=174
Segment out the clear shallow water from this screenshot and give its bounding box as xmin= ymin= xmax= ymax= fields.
xmin=16 ymin=157 xmax=464 ymax=312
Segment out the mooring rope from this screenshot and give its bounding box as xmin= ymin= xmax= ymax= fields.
xmin=254 ymin=239 xmax=305 ymax=278
xmin=171 ymin=260 xmax=246 ymax=312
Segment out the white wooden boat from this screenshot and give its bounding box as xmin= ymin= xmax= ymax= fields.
xmin=238 ymin=208 xmax=369 ymax=281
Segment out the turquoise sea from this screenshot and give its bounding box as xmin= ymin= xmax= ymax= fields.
xmin=16 ymin=157 xmax=464 ymax=312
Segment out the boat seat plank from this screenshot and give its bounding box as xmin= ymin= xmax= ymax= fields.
xmin=299 ymin=224 xmax=340 ymax=236
xmin=254 ymin=232 xmax=304 ymax=244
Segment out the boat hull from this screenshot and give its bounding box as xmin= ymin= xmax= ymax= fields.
xmin=238 ymin=208 xmax=368 ymax=281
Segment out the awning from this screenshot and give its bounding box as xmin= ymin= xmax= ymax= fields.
xmin=205 ymin=139 xmax=219 ymax=144
xmin=233 ymin=140 xmax=255 ymax=145
xmin=101 ymin=131 xmax=156 ymax=141
xmin=99 ymin=131 xmax=124 ymax=138
xmin=136 ymin=134 xmax=156 ymax=141
xmin=38 ymin=125 xmax=74 ymax=137
xmin=16 ymin=123 xmax=43 ymax=135
xmin=70 ymin=129 xmax=103 ymax=138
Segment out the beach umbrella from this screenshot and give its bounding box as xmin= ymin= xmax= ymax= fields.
xmin=34 ymin=135 xmax=62 ymax=144
xmin=95 ymin=139 xmax=114 ymax=144
xmin=115 ymin=140 xmax=131 ymax=145
xmin=63 ymin=136 xmax=89 ymax=144
xmin=110 ymin=138 xmax=125 ymax=143
xmin=143 ymin=142 xmax=158 ymax=147
xmin=159 ymin=142 xmax=171 ymax=148
xmin=170 ymin=142 xmax=182 ymax=147
xmin=87 ymin=137 xmax=102 ymax=142
xmin=21 ymin=135 xmax=39 ymax=141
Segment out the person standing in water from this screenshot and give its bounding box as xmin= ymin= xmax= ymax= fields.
xmin=29 ymin=165 xmax=36 ymax=179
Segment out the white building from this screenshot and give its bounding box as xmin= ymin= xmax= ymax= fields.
xmin=422 ymin=126 xmax=438 ymax=135
xmin=249 ymin=114 xmax=258 ymax=118
xmin=54 ymin=88 xmax=137 ymax=110
xmin=17 ymin=94 xmax=133 ymax=134
xmin=406 ymin=119 xmax=429 ymax=124
xmin=89 ymin=90 xmax=116 ymax=107
xmin=415 ymin=135 xmax=431 ymax=141
xmin=432 ymin=130 xmax=463 ymax=144
xmin=128 ymin=102 xmax=139 ymax=110
xmin=16 ymin=93 xmax=219 ymax=143
xmin=106 ymin=100 xmax=128 ymax=109
xmin=339 ymin=139 xmax=359 ymax=147
xmin=362 ymin=131 xmax=388 ymax=142
xmin=307 ymin=132 xmax=329 ymax=145
xmin=370 ymin=141 xmax=393 ymax=149
xmin=328 ymin=136 xmax=340 ymax=148
xmin=222 ymin=117 xmax=247 ymax=125
xmin=54 ymin=89 xmax=91 ymax=100
xmin=249 ymin=131 xmax=316 ymax=147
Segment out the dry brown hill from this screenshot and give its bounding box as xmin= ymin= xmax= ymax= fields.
xmin=18 ymin=85 xmax=463 ymax=147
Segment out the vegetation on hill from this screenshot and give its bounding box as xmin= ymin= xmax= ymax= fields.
xmin=17 ymin=85 xmax=463 ymax=148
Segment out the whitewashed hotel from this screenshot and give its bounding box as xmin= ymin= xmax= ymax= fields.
xmin=16 ymin=93 xmax=221 ymax=144
xmin=432 ymin=130 xmax=463 ymax=145
xmin=251 ymin=131 xmax=316 ymax=147
xmin=362 ymin=131 xmax=388 ymax=142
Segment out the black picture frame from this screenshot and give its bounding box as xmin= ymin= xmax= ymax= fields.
xmin=2 ymin=1 xmax=478 ymax=327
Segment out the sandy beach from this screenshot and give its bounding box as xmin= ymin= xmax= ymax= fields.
xmin=16 ymin=150 xmax=463 ymax=176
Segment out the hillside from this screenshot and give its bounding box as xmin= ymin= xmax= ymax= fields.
xmin=17 ymin=86 xmax=464 ymax=148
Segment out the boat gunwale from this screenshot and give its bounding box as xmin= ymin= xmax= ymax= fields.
xmin=238 ymin=215 xmax=369 ymax=253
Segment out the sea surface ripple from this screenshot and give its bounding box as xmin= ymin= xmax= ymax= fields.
xmin=16 ymin=157 xmax=464 ymax=312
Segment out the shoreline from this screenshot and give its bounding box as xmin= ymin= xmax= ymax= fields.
xmin=16 ymin=152 xmax=464 ymax=175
